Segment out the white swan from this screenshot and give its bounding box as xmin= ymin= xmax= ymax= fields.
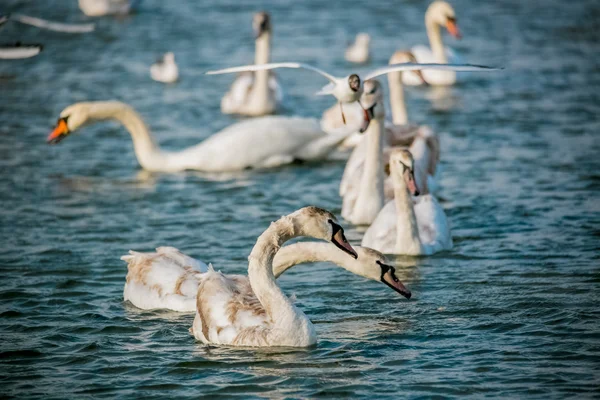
xmin=78 ymin=0 xmax=138 ymax=17
xmin=150 ymin=52 xmax=178 ymax=83
xmin=46 ymin=101 xmax=358 ymax=172
xmin=121 ymin=242 xmax=411 ymax=312
xmin=345 ymin=33 xmax=370 ymax=64
xmin=339 ymin=52 xmax=441 ymax=199
xmin=189 ymin=207 xmax=410 ymax=347
xmin=220 ymin=12 xmax=283 ymax=116
xmin=404 ymin=1 xmax=464 ymax=86
xmin=0 ymin=43 xmax=42 ymax=59
xmin=362 ymin=149 xmax=452 ymax=255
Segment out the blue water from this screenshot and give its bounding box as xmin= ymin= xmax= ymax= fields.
xmin=1 ymin=0 xmax=599 ymax=398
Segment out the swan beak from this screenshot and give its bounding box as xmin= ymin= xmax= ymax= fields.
xmin=359 ymin=101 xmax=374 ymax=133
xmin=382 ymin=266 xmax=411 ymax=299
xmin=47 ymin=118 xmax=69 ymax=144
xmin=446 ymin=19 xmax=462 ymax=39
xmin=332 ymin=229 xmax=358 ymax=259
xmin=407 ymin=169 xmax=420 ymax=196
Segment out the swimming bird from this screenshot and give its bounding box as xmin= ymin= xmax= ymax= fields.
xmin=362 ymin=149 xmax=452 ymax=255
xmin=150 ymin=52 xmax=178 ymax=83
xmin=220 ymin=12 xmax=284 ymax=116
xmin=78 ymin=0 xmax=139 ymax=17
xmin=404 ymin=1 xmax=464 ymax=86
xmin=0 ymin=42 xmax=42 ymax=59
xmin=345 ymin=33 xmax=371 ymax=64
xmin=188 ymin=207 xmax=409 ymax=347
xmin=46 ymin=101 xmax=362 ymax=172
xmin=121 ymin=242 xmax=411 ymax=312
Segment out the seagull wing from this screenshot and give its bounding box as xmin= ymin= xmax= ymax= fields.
xmin=207 ymin=62 xmax=338 ymax=83
xmin=364 ymin=63 xmax=502 ymax=81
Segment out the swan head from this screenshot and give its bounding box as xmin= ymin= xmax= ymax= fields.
xmin=253 ymin=11 xmax=271 ymax=39
xmin=355 ymin=33 xmax=370 ymax=45
xmin=47 ymin=103 xmax=91 ymax=144
xmin=352 ymin=247 xmax=412 ymax=299
xmin=163 ymin=52 xmax=175 ymax=64
xmin=292 ymin=207 xmax=357 ymax=259
xmin=390 ymin=149 xmax=420 ymax=196
xmin=360 ymin=80 xmax=385 ymax=122
xmin=389 ymin=51 xmax=428 ymax=85
xmin=426 ymin=1 xmax=461 ymax=39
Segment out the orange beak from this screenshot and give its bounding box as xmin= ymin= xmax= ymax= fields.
xmin=47 ymin=118 xmax=69 ymax=144
xmin=446 ymin=19 xmax=462 ymax=39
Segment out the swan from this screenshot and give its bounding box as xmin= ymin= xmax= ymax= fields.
xmin=188 ymin=207 xmax=410 ymax=347
xmin=0 ymin=43 xmax=42 ymax=59
xmin=220 ymin=12 xmax=283 ymax=116
xmin=404 ymin=1 xmax=464 ymax=86
xmin=78 ymin=0 xmax=139 ymax=17
xmin=345 ymin=33 xmax=370 ymax=64
xmin=121 ymin=242 xmax=411 ymax=312
xmin=0 ymin=13 xmax=94 ymax=33
xmin=362 ymin=149 xmax=452 ymax=255
xmin=208 ymin=61 xmax=492 ymax=126
xmin=46 ymin=101 xmax=360 ymax=172
xmin=339 ymin=51 xmax=441 ymax=200
xmin=150 ymin=52 xmax=178 ymax=83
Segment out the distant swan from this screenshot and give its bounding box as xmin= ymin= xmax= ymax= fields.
xmin=150 ymin=52 xmax=178 ymax=83
xmin=47 ymin=101 xmax=358 ymax=172
xmin=345 ymin=33 xmax=371 ymax=64
xmin=220 ymin=12 xmax=283 ymax=116
xmin=404 ymin=1 xmax=464 ymax=86
xmin=78 ymin=0 xmax=139 ymax=17
xmin=121 ymin=242 xmax=410 ymax=312
xmin=362 ymin=149 xmax=452 ymax=255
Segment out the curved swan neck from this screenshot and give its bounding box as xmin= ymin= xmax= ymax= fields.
xmin=388 ymin=72 xmax=408 ymax=125
xmin=86 ymin=102 xmax=164 ymax=170
xmin=392 ymin=171 xmax=422 ymax=252
xmin=247 ymin=214 xmax=307 ymax=327
xmin=253 ymin=32 xmax=271 ymax=102
xmin=272 ymin=242 xmax=361 ymax=279
xmin=426 ymin=14 xmax=447 ymax=63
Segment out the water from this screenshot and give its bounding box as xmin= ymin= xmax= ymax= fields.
xmin=1 ymin=0 xmax=599 ymax=398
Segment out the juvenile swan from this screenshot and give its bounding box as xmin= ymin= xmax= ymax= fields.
xmin=121 ymin=243 xmax=411 ymax=312
xmin=190 ymin=207 xmax=409 ymax=347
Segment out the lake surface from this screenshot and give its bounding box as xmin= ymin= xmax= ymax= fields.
xmin=1 ymin=0 xmax=599 ymax=398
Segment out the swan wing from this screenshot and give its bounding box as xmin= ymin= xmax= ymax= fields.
xmin=414 ymin=195 xmax=453 ymax=254
xmin=268 ymin=74 xmax=285 ymax=103
xmin=121 ymin=248 xmax=207 ymax=312
xmin=207 ymin=62 xmax=338 ymax=83
xmin=13 ymin=14 xmax=95 ymax=33
xmin=365 ymin=63 xmax=500 ymax=81
xmin=193 ymin=271 xmax=271 ymax=345
xmin=361 ymin=201 xmax=397 ymax=254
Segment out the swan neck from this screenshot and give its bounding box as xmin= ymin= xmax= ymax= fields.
xmin=354 ymin=117 xmax=385 ymax=223
xmin=254 ymin=33 xmax=271 ymax=100
xmin=272 ymin=242 xmax=360 ymax=279
xmin=247 ymin=214 xmax=306 ymax=328
xmin=88 ymin=102 xmax=163 ymax=170
xmin=392 ymin=171 xmax=422 ymax=251
xmin=426 ymin=16 xmax=447 ymax=63
xmin=388 ymin=72 xmax=408 ymax=125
